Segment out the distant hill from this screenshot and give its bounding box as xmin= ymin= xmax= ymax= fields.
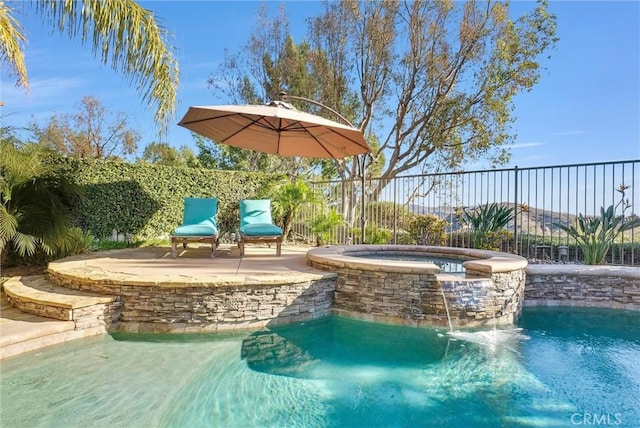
xmin=407 ymin=203 xmax=579 ymax=234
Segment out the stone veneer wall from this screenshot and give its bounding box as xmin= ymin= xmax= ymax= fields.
xmin=48 ymin=271 xmax=336 ymax=333
xmin=43 ymin=252 xmax=640 ymax=336
xmin=450 ymin=268 xmax=527 ymax=326
xmin=5 ymin=293 xmax=121 ymax=331
xmin=525 ymin=265 xmax=640 ymax=310
xmin=310 ymin=262 xmax=527 ymax=328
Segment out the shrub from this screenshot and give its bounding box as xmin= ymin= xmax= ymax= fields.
xmin=311 ymin=208 xmax=345 ymax=246
xmin=406 ymin=214 xmax=449 ymax=245
xmin=0 ymin=140 xmax=83 ymax=263
xmin=350 ymin=223 xmax=392 ymax=244
xmin=55 ymin=227 xmax=96 ymax=258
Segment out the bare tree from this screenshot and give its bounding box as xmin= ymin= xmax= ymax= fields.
xmin=306 ymin=0 xmax=556 ymax=197
xmin=31 ymin=96 xmax=141 ymax=160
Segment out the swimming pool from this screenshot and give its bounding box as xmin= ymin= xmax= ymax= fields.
xmin=1 ymin=306 xmax=638 ymax=427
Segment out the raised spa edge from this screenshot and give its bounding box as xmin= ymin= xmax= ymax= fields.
xmin=307 ymin=244 xmax=528 ymax=276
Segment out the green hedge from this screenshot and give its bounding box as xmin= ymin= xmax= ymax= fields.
xmin=53 ymin=158 xmax=278 ymax=240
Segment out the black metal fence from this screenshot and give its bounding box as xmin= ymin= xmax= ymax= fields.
xmin=292 ymin=160 xmax=639 ymax=265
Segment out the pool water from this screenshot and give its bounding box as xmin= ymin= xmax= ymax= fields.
xmin=1 ymin=307 xmax=639 ymax=427
xmin=354 ymin=251 xmax=466 ymax=274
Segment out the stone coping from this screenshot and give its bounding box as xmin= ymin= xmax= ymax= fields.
xmin=3 ymin=276 xmax=117 ymax=309
xmin=47 ymin=245 xmax=335 ymax=288
xmin=526 ymin=263 xmax=640 ymax=279
xmin=307 ymin=245 xmax=528 ymax=274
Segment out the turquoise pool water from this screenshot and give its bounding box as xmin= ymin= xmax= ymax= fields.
xmin=1 ymin=307 xmax=639 ymax=427
xmin=353 ymin=252 xmax=466 ymax=274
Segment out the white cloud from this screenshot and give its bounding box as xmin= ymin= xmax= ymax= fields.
xmin=510 ymin=142 xmax=546 ymax=149
xmin=2 ymin=76 xmax=89 ymax=109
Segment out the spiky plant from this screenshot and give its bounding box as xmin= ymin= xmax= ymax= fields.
xmin=461 ymin=203 xmax=514 ymax=250
xmin=556 ymin=205 xmax=640 ymax=265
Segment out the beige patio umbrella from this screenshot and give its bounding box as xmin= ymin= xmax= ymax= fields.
xmin=178 ymin=96 xmax=371 ymax=241
xmin=177 ymin=100 xmax=369 ymax=159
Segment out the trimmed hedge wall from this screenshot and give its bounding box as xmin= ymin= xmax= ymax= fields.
xmin=53 ymin=158 xmax=277 ymax=240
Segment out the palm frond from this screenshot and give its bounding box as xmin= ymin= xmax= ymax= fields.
xmin=9 ymin=231 xmax=40 ymax=257
xmin=33 ymin=0 xmax=179 ymax=134
xmin=0 ymin=205 xmax=18 ymax=253
xmin=0 ymin=2 xmax=28 ymax=89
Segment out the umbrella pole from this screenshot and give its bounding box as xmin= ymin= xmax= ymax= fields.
xmin=360 ymin=154 xmax=367 ymax=244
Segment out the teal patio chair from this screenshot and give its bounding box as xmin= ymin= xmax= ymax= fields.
xmin=170 ymin=197 xmax=219 ymax=258
xmin=238 ymin=199 xmax=283 ymax=256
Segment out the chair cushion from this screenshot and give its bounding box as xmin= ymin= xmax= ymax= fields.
xmin=240 ymin=199 xmax=274 ymax=227
xmin=183 ymin=197 xmax=218 ymax=226
xmin=240 ymin=223 xmax=283 ymax=237
xmin=172 ymin=223 xmax=218 ymax=237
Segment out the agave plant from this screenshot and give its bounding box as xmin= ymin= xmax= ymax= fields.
xmin=461 ymin=203 xmax=514 ymax=250
xmin=556 ymin=204 xmax=640 ymax=265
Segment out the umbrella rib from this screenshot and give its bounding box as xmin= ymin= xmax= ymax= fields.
xmin=189 ymin=114 xmax=281 ymax=143
xmin=276 ymin=118 xmax=282 ymax=154
xmin=218 ymin=118 xmax=261 ymax=143
xmin=179 ymin=112 xmax=242 ymax=126
xmin=321 ymin=127 xmax=371 ymax=151
xmin=280 ymin=121 xmax=369 ymax=156
xmin=305 ymin=128 xmax=342 ymax=158
xmin=306 ymin=125 xmax=370 ymax=156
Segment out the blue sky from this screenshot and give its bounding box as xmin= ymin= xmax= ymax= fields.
xmin=2 ymin=0 xmax=639 ymax=169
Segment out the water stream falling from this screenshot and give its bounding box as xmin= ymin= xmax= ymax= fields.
xmin=439 ymin=283 xmax=454 ymax=332
xmin=441 ymin=281 xmax=530 ymax=353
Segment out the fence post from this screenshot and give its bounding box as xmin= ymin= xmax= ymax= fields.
xmin=513 ymin=165 xmax=519 ymax=254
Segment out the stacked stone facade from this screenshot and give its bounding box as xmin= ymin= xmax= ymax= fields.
xmin=47 ymin=271 xmax=336 ymax=333
xmin=326 ymin=266 xmax=526 ymax=328
xmin=524 ymin=266 xmax=640 ymax=310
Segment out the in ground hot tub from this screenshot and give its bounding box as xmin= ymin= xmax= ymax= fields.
xmin=307 ymin=245 xmax=528 ymax=328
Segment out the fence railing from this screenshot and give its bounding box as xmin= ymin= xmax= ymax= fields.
xmin=291 ymin=160 xmax=639 ymax=265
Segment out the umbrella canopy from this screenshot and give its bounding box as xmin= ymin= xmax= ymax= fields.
xmin=177 ymin=101 xmax=369 ymax=159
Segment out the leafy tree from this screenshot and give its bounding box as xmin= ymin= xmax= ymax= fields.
xmin=311 ymin=208 xmax=345 ymax=246
xmin=0 ymin=131 xmax=83 ymax=264
xmin=30 ymin=96 xmax=141 ymax=160
xmin=209 ymin=0 xmax=557 ymax=225
xmin=194 ymin=132 xmax=303 ymax=174
xmin=206 ymin=4 xmax=325 ymax=177
xmin=139 ymin=141 xmax=199 ymax=167
xmin=350 ymin=223 xmax=393 ymax=245
xmin=406 ymin=214 xmax=449 ymax=245
xmin=0 ymin=0 xmax=179 ymax=133
xmin=356 ymin=201 xmax=413 ymax=231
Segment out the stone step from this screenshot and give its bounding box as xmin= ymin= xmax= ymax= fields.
xmin=3 ymin=275 xmax=118 ymax=321
xmin=1 ymin=276 xmax=121 ymax=359
xmin=0 ymin=298 xmax=73 ymax=360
